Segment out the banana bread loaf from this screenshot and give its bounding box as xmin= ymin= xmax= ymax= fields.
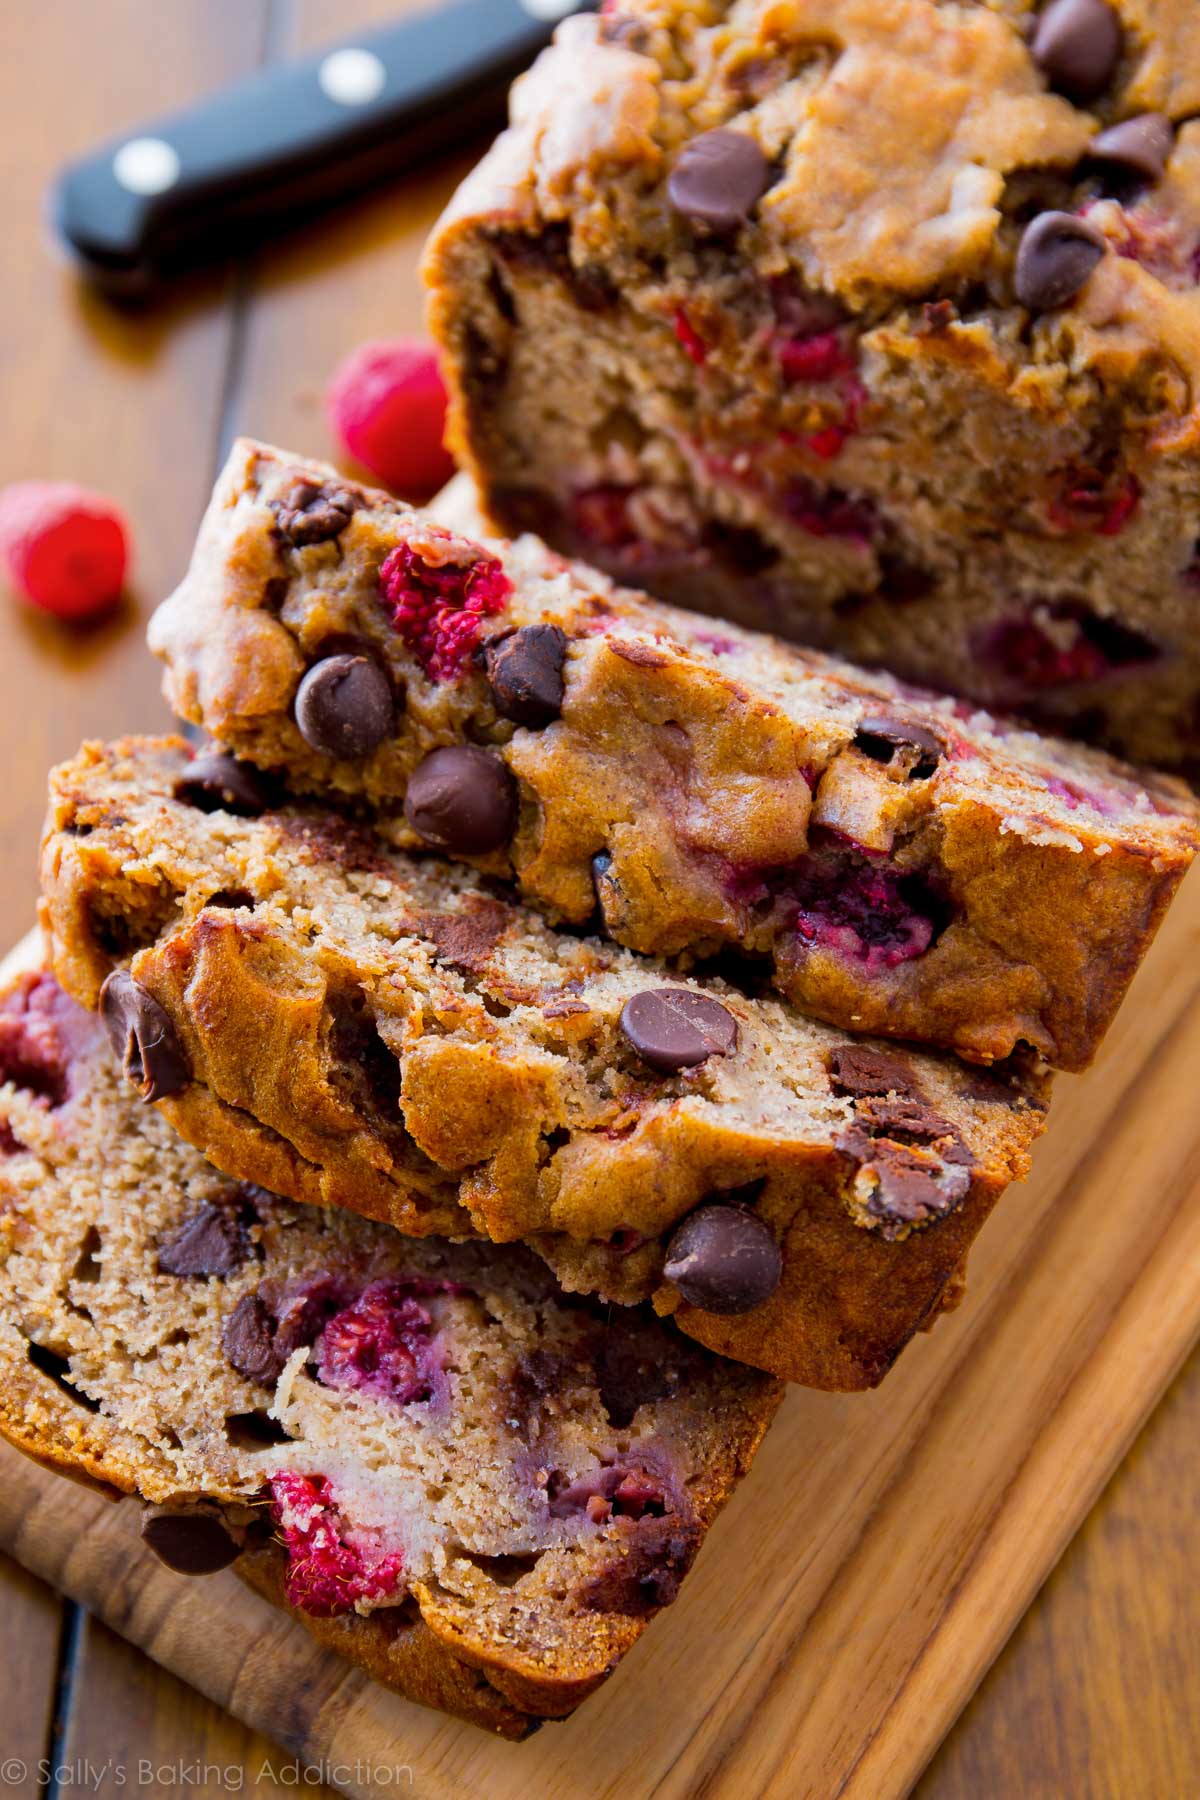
xmin=148 ymin=439 xmax=1198 ymax=1070
xmin=0 ymin=958 xmax=779 ymax=1738
xmin=423 ymin=1 xmax=1200 ymax=773
xmin=39 ymin=735 xmax=1052 ymax=1389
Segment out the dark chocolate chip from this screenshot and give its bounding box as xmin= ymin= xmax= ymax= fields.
xmin=854 ymin=714 xmax=943 ymax=775
xmin=863 ymin=1140 xmax=972 ymax=1228
xmin=99 ymin=971 xmax=189 ymax=1104
xmin=294 ymin=654 xmax=395 ymax=760
xmin=404 ymin=746 xmax=517 ymax=855
xmin=827 ymin=1044 xmax=919 ymax=1100
xmin=140 ymin=1507 xmax=241 ymax=1576
xmin=174 ymin=751 xmax=271 ymax=817
xmin=854 ymin=1095 xmax=957 ymax=1142
xmin=272 ymin=479 xmax=358 ymax=547
xmin=484 ymin=624 xmax=568 ymax=727
xmin=663 ymin=1203 xmax=782 ymax=1315
xmin=668 ymin=128 xmax=772 ymax=231
xmin=222 ymin=1293 xmax=285 ymax=1386
xmin=619 ymin=989 xmax=738 ymax=1075
xmin=157 ymin=1202 xmax=250 ymax=1278
xmin=1030 ymin=0 xmax=1121 ymax=101
xmin=1014 ymin=210 xmax=1107 ymax=312
xmin=1088 ymin=113 xmax=1174 ymax=183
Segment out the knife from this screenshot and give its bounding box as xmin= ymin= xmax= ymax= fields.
xmin=52 ymin=0 xmax=593 ymax=297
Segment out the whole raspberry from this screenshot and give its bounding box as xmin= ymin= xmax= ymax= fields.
xmin=315 ymin=1280 xmax=434 ymax=1405
xmin=270 ymin=1472 xmax=406 ymax=1617
xmin=327 ymin=339 xmax=455 ymax=499
xmin=379 ymin=539 xmax=512 ymax=681
xmin=0 ymin=481 xmax=129 ymax=621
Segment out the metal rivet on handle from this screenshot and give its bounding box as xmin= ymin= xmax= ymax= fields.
xmin=317 ymin=47 xmax=387 ymax=107
xmin=112 ymin=137 xmax=181 ymax=196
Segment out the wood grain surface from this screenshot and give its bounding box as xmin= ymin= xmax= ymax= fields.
xmin=2 ymin=3 xmax=1199 ymax=1795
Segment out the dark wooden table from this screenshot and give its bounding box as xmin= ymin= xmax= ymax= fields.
xmin=1 ymin=6 xmax=1196 ymax=1795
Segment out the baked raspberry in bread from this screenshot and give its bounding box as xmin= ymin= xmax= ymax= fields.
xmin=423 ymin=2 xmax=1200 ymax=773
xmin=0 ymin=960 xmax=779 ymax=1738
xmin=149 ymin=440 xmax=1197 ymax=1069
xmin=39 ymin=736 xmax=1051 ymax=1389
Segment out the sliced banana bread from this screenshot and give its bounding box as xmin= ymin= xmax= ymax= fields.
xmin=39 ymin=735 xmax=1052 ymax=1389
xmin=147 ymin=440 xmax=1198 ymax=1069
xmin=0 ymin=959 xmax=779 ymax=1738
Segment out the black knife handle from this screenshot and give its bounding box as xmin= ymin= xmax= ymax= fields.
xmin=52 ymin=0 xmax=592 ymax=296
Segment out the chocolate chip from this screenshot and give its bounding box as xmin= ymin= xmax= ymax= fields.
xmin=663 ymin=1204 xmax=782 ymax=1315
xmin=157 ymin=1202 xmax=249 ymax=1278
xmin=863 ymin=1141 xmax=972 ymax=1228
xmin=1014 ymin=211 xmax=1107 ymax=312
xmin=484 ymin=624 xmax=568 ymax=727
xmin=827 ymin=1044 xmax=919 ymax=1100
xmin=272 ymin=479 xmax=358 ymax=547
xmin=222 ymin=1293 xmax=285 ymax=1386
xmin=404 ymin=746 xmax=517 ymax=855
xmin=99 ymin=971 xmax=189 ymax=1104
xmin=294 ymin=654 xmax=395 ymax=760
xmin=854 ymin=715 xmax=942 ymax=776
xmin=854 ymin=1095 xmax=957 ymax=1142
xmin=1030 ymin=0 xmax=1121 ymax=102
xmin=1089 ymin=114 xmax=1174 ymax=183
xmin=140 ymin=1507 xmax=241 ymax=1576
xmin=668 ymin=129 xmax=772 ymax=231
xmin=174 ymin=751 xmax=271 ymax=817
xmin=619 ymin=989 xmax=738 ymax=1075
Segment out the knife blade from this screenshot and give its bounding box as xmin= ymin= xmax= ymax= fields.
xmin=52 ymin=0 xmax=593 ymax=296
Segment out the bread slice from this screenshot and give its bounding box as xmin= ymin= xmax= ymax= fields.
xmin=0 ymin=958 xmax=779 ymax=1738
xmin=39 ymin=735 xmax=1051 ymax=1389
xmin=148 ymin=440 xmax=1198 ymax=1069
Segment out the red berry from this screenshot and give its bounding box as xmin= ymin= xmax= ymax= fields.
xmin=0 ymin=482 xmax=129 ymax=621
xmin=326 ymin=339 xmax=456 ymax=499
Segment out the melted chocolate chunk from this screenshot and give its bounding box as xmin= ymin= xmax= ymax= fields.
xmin=594 ymin=1319 xmax=679 ymax=1428
xmin=174 ymin=752 xmax=271 ymax=817
xmin=158 ymin=1201 xmax=250 ymax=1278
xmin=484 ymin=623 xmax=568 ymax=727
xmin=827 ymin=1044 xmax=920 ymax=1100
xmin=141 ymin=1507 xmax=241 ymax=1576
xmin=272 ymin=478 xmax=358 ymax=547
xmin=619 ymin=989 xmax=738 ymax=1075
xmin=854 ymin=715 xmax=942 ymax=778
xmin=99 ymin=971 xmax=189 ymax=1104
xmin=222 ymin=1293 xmax=285 ymax=1386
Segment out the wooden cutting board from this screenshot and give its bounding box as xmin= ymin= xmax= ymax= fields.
xmin=4 ymin=835 xmax=1200 ymax=1798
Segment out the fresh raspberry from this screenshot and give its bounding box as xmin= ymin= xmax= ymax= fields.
xmin=315 ymin=1280 xmax=434 ymax=1406
xmin=326 ymin=339 xmax=455 ymax=499
xmin=0 ymin=481 xmax=129 ymax=621
xmin=378 ymin=539 xmax=512 ymax=682
xmin=270 ymin=1473 xmax=406 ymax=1617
